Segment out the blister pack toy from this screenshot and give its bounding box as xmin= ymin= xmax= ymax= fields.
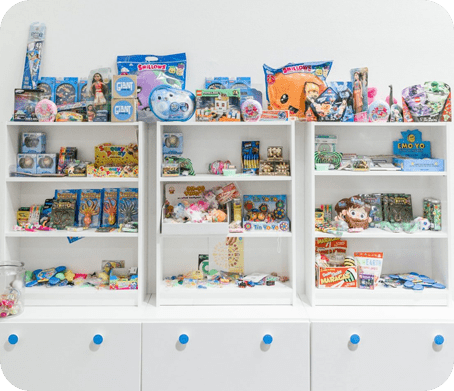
xmin=78 ymin=189 xmax=102 ymax=228
xmin=37 ymin=77 xmax=56 ymax=102
xmin=117 ymin=53 xmax=187 ymax=123
xmin=55 ymin=78 xmax=78 ymax=107
xmin=263 ymin=61 xmax=332 ymax=120
xmin=55 ymin=189 xmax=81 ymax=223
xmin=102 ymin=188 xmax=119 ymax=228
xmin=118 ymin=188 xmax=139 ymax=226
xmin=350 ymin=67 xmax=369 ymax=122
xmin=17 ymin=154 xmax=37 ymax=174
xmin=36 ymin=153 xmax=56 ymax=174
xmin=86 ymin=68 xmax=112 ymax=108
xmin=79 ymin=79 xmax=88 ymax=102
xmin=310 ymin=82 xmax=354 ymax=122
xmin=49 ymin=200 xmax=76 ymax=230
xmin=22 ymin=22 xmax=46 ymax=90
xmin=149 ymin=85 xmax=195 ymax=122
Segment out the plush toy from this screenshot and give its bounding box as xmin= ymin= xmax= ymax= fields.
xmin=185 ymin=203 xmax=204 ymax=223
xmin=173 ymin=203 xmax=185 ymax=221
xmin=334 ymin=195 xmax=371 ymax=230
xmin=210 ymin=209 xmax=227 ymax=223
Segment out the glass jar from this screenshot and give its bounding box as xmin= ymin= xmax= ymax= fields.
xmin=0 ymin=261 xmax=25 ymax=319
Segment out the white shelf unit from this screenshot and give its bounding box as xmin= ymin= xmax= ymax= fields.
xmin=1 ymin=121 xmax=148 ymax=306
xmin=155 ymin=121 xmax=297 ymax=306
xmin=303 ymin=122 xmax=451 ymax=306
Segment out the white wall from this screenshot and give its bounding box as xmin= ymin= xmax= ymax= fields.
xmin=0 ymin=0 xmax=453 ymax=120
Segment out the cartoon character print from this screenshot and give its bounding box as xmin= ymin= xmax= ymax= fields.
xmin=334 ymin=195 xmax=371 ymax=230
xmin=266 ymin=72 xmax=326 ymax=119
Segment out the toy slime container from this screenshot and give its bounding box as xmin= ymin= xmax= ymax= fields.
xmin=0 ymin=261 xmax=25 ymax=319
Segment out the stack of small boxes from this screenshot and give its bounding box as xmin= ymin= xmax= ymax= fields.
xmin=259 ymin=146 xmax=290 ymax=176
xmin=17 ymin=132 xmax=56 ymax=175
xmin=111 ymin=75 xmax=138 ymax=122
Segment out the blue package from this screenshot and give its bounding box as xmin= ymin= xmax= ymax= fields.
xmin=229 ymin=77 xmax=251 ymax=89
xmin=162 ymin=133 xmax=183 ymax=155
xmin=239 ymin=87 xmax=263 ymax=107
xmin=205 ymin=77 xmax=229 ymax=89
xmin=39 ymin=198 xmax=54 ymax=226
xmin=117 ymin=53 xmax=187 ymax=122
xmin=102 ymin=188 xmax=120 ymax=228
xmin=22 ymin=23 xmax=46 ymax=89
xmin=36 ymin=153 xmax=56 ymax=174
xmin=37 ymin=77 xmax=56 ymax=102
xmin=21 ymin=132 xmax=46 ymax=153
xmin=78 ymin=189 xmax=103 ymax=228
xmin=310 ymin=82 xmax=354 ymax=122
xmin=149 ymin=85 xmax=195 ymax=122
xmin=79 ymin=79 xmax=88 ymax=102
xmin=17 ymin=153 xmax=37 ymax=174
xmin=118 ymin=188 xmax=139 ymax=225
xmin=55 ymin=78 xmax=78 ymax=107
xmin=393 ymin=130 xmax=431 ymax=159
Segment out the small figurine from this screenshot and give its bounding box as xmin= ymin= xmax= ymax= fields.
xmin=90 ymin=72 xmax=108 ymax=106
xmin=334 ymin=195 xmax=371 ymax=230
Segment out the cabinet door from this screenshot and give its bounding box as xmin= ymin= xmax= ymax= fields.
xmin=142 ymin=322 xmax=310 ymax=391
xmin=0 ymin=323 xmax=141 ymax=391
xmin=311 ymin=321 xmax=454 ymax=391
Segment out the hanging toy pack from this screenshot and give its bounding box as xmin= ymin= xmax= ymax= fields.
xmin=22 ymin=22 xmax=46 ymax=90
xmin=263 ymin=61 xmax=332 ymax=121
xmin=117 ymin=53 xmax=187 ymax=123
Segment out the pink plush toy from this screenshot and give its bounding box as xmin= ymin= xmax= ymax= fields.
xmin=185 ymin=203 xmax=204 ymax=223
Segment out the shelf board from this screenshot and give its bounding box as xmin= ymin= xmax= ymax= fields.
xmin=313 ymin=122 xmax=448 ymax=128
xmin=7 ymin=121 xmax=140 ymax=127
xmin=5 ymin=228 xmax=138 ymax=238
xmin=314 ymin=171 xmax=447 ymax=177
xmin=6 ymin=177 xmax=139 ymax=183
xmin=314 ymin=228 xmax=448 ymax=239
xmin=160 ymin=174 xmax=292 ymax=182
xmin=314 ymin=285 xmax=449 ymax=306
xmin=158 ymin=281 xmax=293 ymax=305
xmin=26 ymin=287 xmax=139 ymax=306
xmin=158 ymin=120 xmax=292 ymax=127
xmin=160 ymin=231 xmax=292 ymax=238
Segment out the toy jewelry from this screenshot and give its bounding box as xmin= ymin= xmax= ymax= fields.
xmin=241 ymin=99 xmax=262 ymax=122
xmin=149 ymin=85 xmax=195 ymax=121
xmin=35 ymin=99 xmax=57 ymax=122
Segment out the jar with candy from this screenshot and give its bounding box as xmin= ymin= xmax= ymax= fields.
xmin=0 ymin=261 xmax=25 ymax=319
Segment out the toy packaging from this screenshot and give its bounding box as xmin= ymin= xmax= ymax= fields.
xmin=113 ymin=75 xmax=137 ymax=99
xmin=163 ymin=133 xmax=183 ymax=155
xmin=39 ymin=198 xmax=54 ymax=226
xmin=102 ymin=188 xmax=119 ymax=228
xmin=209 ymin=237 xmax=244 ymax=274
xmin=55 ymin=78 xmax=78 ymax=107
xmin=35 ymin=99 xmax=57 ymax=122
xmin=334 ymin=195 xmax=372 ymax=230
xmin=109 ymin=268 xmax=138 ymax=290
xmin=310 ymin=82 xmax=354 ymax=122
xmin=21 ymin=132 xmax=46 ymax=153
xmin=205 ymin=77 xmax=251 ymax=90
xmin=57 ymin=102 xmax=87 ymax=121
xmin=360 ymin=194 xmax=383 ymax=227
xmin=37 ymin=77 xmax=56 ymax=102
xmin=263 ymin=60 xmax=332 ymax=121
xmin=49 ymin=199 xmax=76 ymax=230
xmin=195 ymin=89 xmax=241 ymax=121
xmin=260 ymin=110 xmax=289 ymax=121
xmin=242 ymin=141 xmax=260 ymax=174
xmin=57 ymin=147 xmax=77 ymax=174
xmin=382 ymin=194 xmax=413 ymax=223
xmin=350 ymin=67 xmax=369 ymax=122
xmin=78 ymin=189 xmax=102 ymax=228
xmin=78 ymin=79 xmax=88 ymax=102
xmin=118 ymin=188 xmax=139 ymax=226
xmin=22 ymin=22 xmax=46 ymax=90
xmin=354 ymin=252 xmax=383 ymax=288
xmin=36 ymin=153 xmax=56 ymax=174
xmin=315 ymin=135 xmax=337 ymax=152
xmin=17 ymin=153 xmax=37 ymax=174
xmin=402 ymin=82 xmax=451 ymax=122
xmin=393 ymin=130 xmax=431 ymax=159
xmin=86 ymin=68 xmax=112 ymax=120
xmin=242 ymin=195 xmax=290 ymax=232
xmin=239 ymin=88 xmax=263 ymax=107
xmin=149 ymin=86 xmax=195 ymax=122
xmin=241 ymin=99 xmax=262 ymax=122
xmin=117 ymin=53 xmax=187 ymax=123
xmin=87 ymin=143 xmax=138 ymax=178
xmin=17 ymin=207 xmax=30 ymax=226
xmin=55 ymin=189 xmax=80 ymax=222
xmin=111 ymin=99 xmax=137 ymax=122
xmin=14 ymin=89 xmax=42 ymax=121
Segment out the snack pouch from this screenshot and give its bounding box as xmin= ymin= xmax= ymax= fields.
xmin=117 ymin=53 xmax=187 ymax=123
xmin=263 ymin=61 xmax=332 ymax=120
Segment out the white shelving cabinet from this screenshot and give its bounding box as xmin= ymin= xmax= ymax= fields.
xmin=302 ymin=122 xmax=452 ymax=306
xmin=1 ymin=121 xmax=148 ymax=306
xmin=154 ymin=121 xmax=297 ymax=306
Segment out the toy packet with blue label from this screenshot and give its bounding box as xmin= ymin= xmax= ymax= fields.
xmin=55 ymin=189 xmax=81 ymax=223
xmin=118 ymin=188 xmax=139 ymax=226
xmin=14 ymin=89 xmax=42 ymax=121
xmin=78 ymin=189 xmax=103 ymax=228
xmin=242 ymin=195 xmax=290 ymax=232
xmin=22 ymin=22 xmax=46 ymax=90
xmin=102 ymin=188 xmax=119 ymax=228
xmin=117 ymin=53 xmax=187 ymax=122
xmin=55 ymin=78 xmax=78 ymax=107
xmin=310 ymin=82 xmax=354 ymax=122
xmin=37 ymin=77 xmax=56 ymax=102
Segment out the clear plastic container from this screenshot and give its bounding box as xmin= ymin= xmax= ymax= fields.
xmin=0 ymin=261 xmax=25 ymax=319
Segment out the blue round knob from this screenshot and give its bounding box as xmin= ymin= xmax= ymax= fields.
xmin=434 ymin=335 xmax=445 ymax=345
xmin=350 ymin=334 xmax=360 ymax=345
xmin=263 ymin=334 xmax=273 ymax=345
xmin=179 ymin=334 xmax=189 ymax=345
xmin=93 ymin=335 xmax=103 ymax=345
xmin=8 ymin=334 xmax=18 ymax=345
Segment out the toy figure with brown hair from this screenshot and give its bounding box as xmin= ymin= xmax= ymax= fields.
xmin=334 ymin=195 xmax=371 ymax=230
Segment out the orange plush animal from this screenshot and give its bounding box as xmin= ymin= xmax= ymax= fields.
xmin=264 ymin=61 xmax=332 ymax=120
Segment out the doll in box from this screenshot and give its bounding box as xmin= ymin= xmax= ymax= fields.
xmin=334 ymin=195 xmax=371 ymax=230
xmin=91 ymin=73 xmax=108 ymax=106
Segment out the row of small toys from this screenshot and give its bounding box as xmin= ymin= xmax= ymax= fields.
xmin=16 ymin=188 xmax=138 ymax=230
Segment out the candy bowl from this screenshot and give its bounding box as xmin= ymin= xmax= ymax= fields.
xmin=0 ymin=261 xmax=25 ymax=319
